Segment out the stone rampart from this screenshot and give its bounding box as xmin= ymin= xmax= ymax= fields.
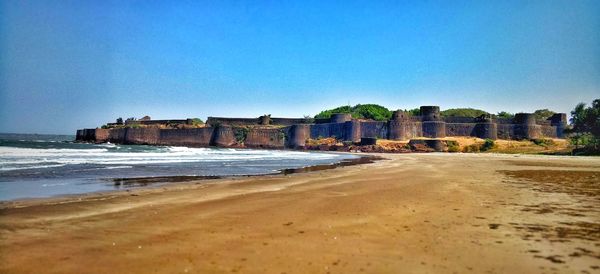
xmin=245 ymin=128 xmax=285 ymax=148
xmin=287 ymin=124 xmax=310 ymax=148
xmin=360 ymin=121 xmax=388 ymax=139
xmin=77 ymin=106 xmax=567 ymax=148
xmin=422 ymin=121 xmax=446 ymax=138
xmin=206 ymin=117 xmax=259 ymax=127
xmin=124 ymin=128 xmax=160 ymax=145
xmin=388 ymin=121 xmax=421 ymax=140
xmin=207 ymin=116 xmax=312 ymax=127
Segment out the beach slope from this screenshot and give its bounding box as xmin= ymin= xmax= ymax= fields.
xmin=1 ymin=154 xmax=599 ymax=273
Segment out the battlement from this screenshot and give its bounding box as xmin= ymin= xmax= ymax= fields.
xmin=77 ymin=105 xmax=568 ymax=149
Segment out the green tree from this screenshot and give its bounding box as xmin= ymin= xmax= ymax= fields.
xmin=440 ymin=108 xmax=489 ymax=118
xmin=191 ymin=118 xmax=204 ymax=126
xmin=315 ymin=104 xmax=391 ymax=121
xmin=353 ymin=104 xmax=392 ymax=121
xmin=314 ymin=105 xmax=352 ymax=119
xmin=568 ymin=99 xmax=600 ymax=152
xmin=496 ymin=111 xmax=514 ymax=119
xmin=533 ymin=109 xmax=556 ymax=120
xmin=406 ymin=108 xmax=420 ymax=116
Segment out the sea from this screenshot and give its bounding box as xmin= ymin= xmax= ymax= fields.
xmin=0 ymin=133 xmax=357 ymax=201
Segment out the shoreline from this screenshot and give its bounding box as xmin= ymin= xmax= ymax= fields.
xmin=1 ymin=152 xmax=596 ymax=210
xmin=1 ymin=153 xmax=599 ymax=273
xmin=0 ymin=153 xmax=382 ymax=209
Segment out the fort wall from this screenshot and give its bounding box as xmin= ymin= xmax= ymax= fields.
xmin=159 ymin=128 xmax=214 ymax=147
xmin=360 ymin=121 xmax=388 ymax=139
xmin=287 ymin=125 xmax=310 ymax=148
xmin=124 ymin=128 xmax=160 ymax=145
xmin=207 ymin=117 xmax=312 ymax=127
xmin=76 ymin=105 xmax=568 ymax=149
xmin=211 ymin=126 xmax=236 ymax=147
xmin=245 ymin=128 xmax=285 ymax=148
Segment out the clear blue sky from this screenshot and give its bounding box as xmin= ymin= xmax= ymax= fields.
xmin=1 ymin=0 xmax=598 ymax=134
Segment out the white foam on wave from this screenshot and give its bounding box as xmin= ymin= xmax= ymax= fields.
xmin=0 ymin=163 xmax=67 ymax=171
xmin=0 ymin=145 xmax=345 ymax=171
xmin=102 ymin=165 xmax=134 ymax=170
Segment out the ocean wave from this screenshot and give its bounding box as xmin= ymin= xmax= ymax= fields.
xmin=0 ymin=164 xmax=67 ymax=171
xmin=102 ymin=166 xmax=134 ymax=170
xmin=0 ymin=144 xmax=344 ymax=171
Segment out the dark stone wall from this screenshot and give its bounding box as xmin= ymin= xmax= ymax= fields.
xmin=207 ymin=117 xmax=311 ymax=127
xmin=107 ymin=128 xmax=127 ymax=143
xmin=288 ymin=124 xmax=310 ymax=148
xmin=445 ymin=123 xmax=497 ymax=139
xmin=310 ymin=123 xmax=345 ymax=139
xmin=78 ymin=109 xmax=568 ymax=147
xmin=132 ymin=119 xmax=191 ymax=125
xmin=388 ymin=121 xmax=421 ymax=140
xmin=446 ymin=123 xmax=476 ymax=137
xmin=314 ymin=118 xmax=331 ymax=124
xmin=211 ymin=126 xmax=236 ymax=147
xmin=359 ymin=121 xmax=387 ymax=139
xmin=206 ymin=117 xmax=259 ymax=127
xmin=497 ymin=124 xmax=543 ymax=140
xmin=420 ymin=106 xmax=441 ymax=121
xmin=269 ymin=118 xmax=312 ymax=126
xmin=245 ymin=128 xmax=285 ymax=148
xmin=330 ymin=113 xmax=352 ymax=123
xmin=95 ymin=129 xmax=109 ymax=143
xmin=550 ymin=113 xmax=567 ymax=125
xmin=497 ymin=124 xmax=515 ymax=139
xmin=125 ymin=128 xmax=160 ymax=145
xmin=540 ymin=125 xmax=558 ymax=138
xmin=495 ymin=118 xmax=513 ymax=124
xmin=83 ymin=129 xmax=97 ymax=141
xmin=158 ymin=128 xmax=214 ymax=147
xmin=76 ymin=130 xmax=84 ymax=141
xmin=422 ymin=121 xmax=446 ymax=138
xmin=474 ymin=123 xmax=498 ymax=139
xmin=550 ymin=113 xmax=567 ymax=138
xmin=308 ymin=122 xmax=360 ymax=142
xmin=344 ymin=121 xmax=362 ymax=142
xmin=392 ymin=110 xmax=410 ymax=120
xmin=515 ymin=125 xmax=542 ymax=139
xmin=514 ymin=113 xmax=537 ymax=125
xmin=443 ymin=117 xmax=478 ymax=123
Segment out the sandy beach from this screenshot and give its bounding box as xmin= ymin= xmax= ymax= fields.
xmin=1 ymin=153 xmax=599 ymax=273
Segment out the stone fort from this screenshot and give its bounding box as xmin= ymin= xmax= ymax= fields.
xmin=76 ymin=105 xmax=567 ymax=149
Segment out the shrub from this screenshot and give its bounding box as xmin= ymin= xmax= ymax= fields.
xmin=462 ymin=144 xmax=480 ymax=153
xmin=234 ymin=127 xmax=249 ymax=143
xmin=481 ymin=139 xmax=496 ymax=151
xmin=532 ymin=138 xmax=555 ymax=147
xmin=446 ymin=140 xmax=460 ymax=152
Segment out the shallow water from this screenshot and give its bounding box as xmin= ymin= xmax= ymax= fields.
xmin=0 ymin=133 xmax=357 ymax=200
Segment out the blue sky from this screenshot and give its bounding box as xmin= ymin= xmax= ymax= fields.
xmin=1 ymin=0 xmax=599 ymax=134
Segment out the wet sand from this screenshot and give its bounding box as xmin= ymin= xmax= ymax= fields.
xmin=1 ymin=153 xmax=599 ymax=273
